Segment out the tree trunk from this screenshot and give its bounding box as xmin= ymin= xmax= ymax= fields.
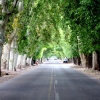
xmin=17 ymin=55 xmax=23 ymax=69
xmin=0 ymin=24 xmax=5 ymax=76
xmin=77 ymin=57 xmax=81 ymax=65
xmin=22 ymin=54 xmax=27 ymax=68
xmin=38 ymin=58 xmax=42 ymax=64
xmin=6 ymin=44 xmax=11 ymax=70
xmin=85 ymin=54 xmax=92 ymax=68
xmin=29 ymin=58 xmax=32 ymax=66
xmin=92 ymin=51 xmax=100 ymax=71
xmin=1 ymin=53 xmax=6 ymax=69
xmin=97 ymin=51 xmax=100 ymax=70
xmin=40 ymin=58 xmax=43 ymax=63
xmin=0 ymin=45 xmax=3 ymax=76
xmin=32 ymin=59 xmax=36 ymax=65
xmin=9 ymin=40 xmax=15 ymax=70
xmin=26 ymin=57 xmax=30 ymax=66
xmin=80 ymin=53 xmax=86 ymax=67
xmin=0 ymin=0 xmax=19 ymax=74
xmin=13 ymin=53 xmax=18 ymax=71
xmin=92 ymin=51 xmax=99 ymax=70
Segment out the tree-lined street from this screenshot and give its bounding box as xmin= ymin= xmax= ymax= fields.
xmin=0 ymin=0 xmax=100 ymax=75
xmin=0 ymin=1 xmax=100 ymax=99
xmin=0 ymin=60 xmax=100 ymax=100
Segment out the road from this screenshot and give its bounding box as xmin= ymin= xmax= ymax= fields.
xmin=0 ymin=60 xmax=100 ymax=100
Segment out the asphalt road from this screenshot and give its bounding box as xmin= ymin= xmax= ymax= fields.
xmin=0 ymin=60 xmax=100 ymax=100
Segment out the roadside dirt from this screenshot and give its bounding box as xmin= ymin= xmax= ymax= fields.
xmin=71 ymin=65 xmax=100 ymax=79
xmin=0 ymin=65 xmax=37 ymax=84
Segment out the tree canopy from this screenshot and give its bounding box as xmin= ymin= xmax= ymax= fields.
xmin=2 ymin=0 xmax=100 ymax=60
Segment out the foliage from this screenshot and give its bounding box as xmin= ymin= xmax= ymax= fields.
xmin=9 ymin=0 xmax=100 ymax=60
xmin=64 ymin=0 xmax=100 ymax=55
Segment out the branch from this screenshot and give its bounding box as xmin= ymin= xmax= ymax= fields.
xmin=7 ymin=0 xmax=19 ymax=16
xmin=8 ymin=29 xmax=17 ymax=44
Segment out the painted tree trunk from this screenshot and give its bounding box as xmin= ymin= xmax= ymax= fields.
xmin=2 ymin=30 xmax=17 ymax=70
xmin=9 ymin=36 xmax=18 ymax=71
xmin=29 ymin=58 xmax=32 ymax=66
xmin=12 ymin=37 xmax=18 ymax=71
xmin=13 ymin=53 xmax=18 ymax=71
xmin=22 ymin=54 xmax=27 ymax=68
xmin=17 ymin=55 xmax=23 ymax=69
xmin=6 ymin=44 xmax=10 ymax=70
xmin=0 ymin=0 xmax=20 ymax=74
xmin=0 ymin=22 xmax=6 ymax=75
xmin=2 ymin=43 xmax=11 ymax=70
xmin=26 ymin=57 xmax=31 ymax=66
xmin=9 ymin=40 xmax=15 ymax=70
xmin=1 ymin=53 xmax=6 ymax=69
xmin=92 ymin=51 xmax=98 ymax=70
xmin=0 ymin=45 xmax=3 ymax=76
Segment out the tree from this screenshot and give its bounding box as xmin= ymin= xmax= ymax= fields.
xmin=0 ymin=0 xmax=24 ymax=75
xmin=64 ymin=0 xmax=100 ymax=69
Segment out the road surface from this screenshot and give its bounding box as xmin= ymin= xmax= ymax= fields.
xmin=0 ymin=60 xmax=100 ymax=100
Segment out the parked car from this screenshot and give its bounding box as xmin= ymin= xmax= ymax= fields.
xmin=63 ymin=59 xmax=68 ymax=63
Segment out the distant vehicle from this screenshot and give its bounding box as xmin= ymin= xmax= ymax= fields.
xmin=47 ymin=58 xmax=49 ymax=60
xmin=63 ymin=59 xmax=68 ymax=63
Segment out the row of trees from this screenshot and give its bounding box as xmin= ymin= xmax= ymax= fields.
xmin=0 ymin=0 xmax=100 ymax=75
xmin=64 ymin=0 xmax=100 ymax=70
xmin=0 ymin=0 xmax=71 ymax=76
xmin=0 ymin=0 xmax=24 ymax=75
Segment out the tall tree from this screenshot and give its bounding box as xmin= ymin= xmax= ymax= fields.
xmin=0 ymin=0 xmax=24 ymax=75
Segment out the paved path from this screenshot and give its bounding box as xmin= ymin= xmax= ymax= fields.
xmin=0 ymin=60 xmax=100 ymax=100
